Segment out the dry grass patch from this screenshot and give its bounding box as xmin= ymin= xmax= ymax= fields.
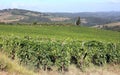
xmin=0 ymin=52 xmax=36 ymax=75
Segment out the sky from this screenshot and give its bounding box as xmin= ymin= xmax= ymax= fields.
xmin=0 ymin=0 xmax=120 ymax=12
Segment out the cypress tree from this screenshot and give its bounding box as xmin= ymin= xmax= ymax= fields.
xmin=76 ymin=16 xmax=81 ymax=26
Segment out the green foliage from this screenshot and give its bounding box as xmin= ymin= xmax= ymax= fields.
xmin=33 ymin=22 xmax=37 ymax=25
xmin=1 ymin=37 xmax=120 ymax=71
xmin=0 ymin=25 xmax=120 ymax=72
xmin=0 ymin=25 xmax=120 ymax=42
xmin=76 ymin=16 xmax=81 ymax=25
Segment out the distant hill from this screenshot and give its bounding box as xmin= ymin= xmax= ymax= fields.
xmin=1 ymin=9 xmax=120 ymax=27
xmin=49 ymin=12 xmax=120 ymax=26
xmin=0 ymin=9 xmax=70 ymax=23
xmin=93 ymin=22 xmax=120 ymax=32
xmin=0 ymin=9 xmax=50 ymax=23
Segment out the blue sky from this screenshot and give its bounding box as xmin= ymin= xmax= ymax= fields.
xmin=0 ymin=0 xmax=120 ymax=12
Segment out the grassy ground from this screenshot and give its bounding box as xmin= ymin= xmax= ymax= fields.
xmin=0 ymin=25 xmax=120 ymax=42
xmin=0 ymin=52 xmax=36 ymax=75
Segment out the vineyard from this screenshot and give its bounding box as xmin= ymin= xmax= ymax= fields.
xmin=0 ymin=25 xmax=120 ymax=42
xmin=0 ymin=36 xmax=120 ymax=72
xmin=0 ymin=25 xmax=120 ymax=72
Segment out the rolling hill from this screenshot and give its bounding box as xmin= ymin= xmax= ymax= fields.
xmin=49 ymin=12 xmax=120 ymax=26
xmin=93 ymin=22 xmax=120 ymax=32
xmin=0 ymin=9 xmax=120 ymax=75
xmin=0 ymin=9 xmax=70 ymax=23
xmin=0 ymin=9 xmax=50 ymax=23
xmin=1 ymin=9 xmax=120 ymax=27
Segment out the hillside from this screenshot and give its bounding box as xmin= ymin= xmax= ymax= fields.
xmin=0 ymin=25 xmax=120 ymax=42
xmin=49 ymin=12 xmax=120 ymax=26
xmin=0 ymin=9 xmax=50 ymax=23
xmin=0 ymin=24 xmax=120 ymax=75
xmin=1 ymin=9 xmax=120 ymax=27
xmin=0 ymin=9 xmax=70 ymax=23
xmin=93 ymin=22 xmax=120 ymax=32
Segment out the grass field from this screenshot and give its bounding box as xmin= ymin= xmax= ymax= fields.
xmin=0 ymin=25 xmax=120 ymax=42
xmin=0 ymin=24 xmax=120 ymax=75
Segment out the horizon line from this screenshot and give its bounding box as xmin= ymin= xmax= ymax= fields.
xmin=0 ymin=8 xmax=120 ymax=13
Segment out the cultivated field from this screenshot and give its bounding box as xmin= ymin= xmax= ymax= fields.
xmin=0 ymin=24 xmax=120 ymax=75
xmin=0 ymin=25 xmax=120 ymax=42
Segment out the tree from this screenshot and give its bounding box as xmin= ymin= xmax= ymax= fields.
xmin=33 ymin=21 xmax=37 ymax=25
xmin=76 ymin=16 xmax=81 ymax=26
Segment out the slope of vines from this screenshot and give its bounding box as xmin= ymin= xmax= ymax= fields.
xmin=0 ymin=36 xmax=120 ymax=72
